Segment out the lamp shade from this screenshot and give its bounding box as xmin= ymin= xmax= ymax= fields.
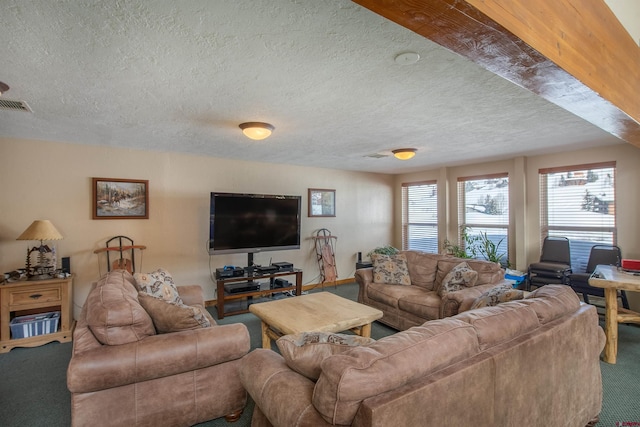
xmin=17 ymin=220 xmax=63 ymax=241
xmin=239 ymin=122 xmax=274 ymax=140
xmin=392 ymin=148 xmax=417 ymax=160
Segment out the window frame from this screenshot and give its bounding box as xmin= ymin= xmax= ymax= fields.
xmin=457 ymin=173 xmax=510 ymax=265
xmin=538 ymin=161 xmax=617 ymax=272
xmin=401 ymin=180 xmax=438 ymax=253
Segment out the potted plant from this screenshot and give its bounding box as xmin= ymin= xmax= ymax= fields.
xmin=367 ymin=245 xmax=399 ymax=259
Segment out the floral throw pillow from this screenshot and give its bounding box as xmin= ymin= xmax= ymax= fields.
xmin=470 ymin=284 xmax=525 ymax=309
xmin=276 ymin=332 xmax=375 ymax=380
xmin=134 ymin=268 xmax=183 ymax=305
xmin=438 ymin=261 xmax=478 ymax=297
xmin=371 ymin=253 xmax=411 ymax=286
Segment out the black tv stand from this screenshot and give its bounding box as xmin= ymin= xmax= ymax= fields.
xmin=216 ymin=268 xmax=303 ymax=319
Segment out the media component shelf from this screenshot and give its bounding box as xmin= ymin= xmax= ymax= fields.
xmin=216 ymin=269 xmax=302 ymax=319
xmin=1 ymin=275 xmax=75 ymax=353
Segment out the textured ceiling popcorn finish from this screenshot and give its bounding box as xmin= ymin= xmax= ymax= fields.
xmin=0 ymin=0 xmax=624 ymax=174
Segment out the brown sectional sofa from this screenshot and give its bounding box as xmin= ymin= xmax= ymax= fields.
xmin=67 ymin=270 xmax=250 ymax=426
xmin=240 ymin=285 xmax=605 ymax=427
xmin=355 ymin=250 xmax=510 ymax=330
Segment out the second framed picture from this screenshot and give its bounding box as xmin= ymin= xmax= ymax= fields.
xmin=308 ymin=188 xmax=335 ymax=217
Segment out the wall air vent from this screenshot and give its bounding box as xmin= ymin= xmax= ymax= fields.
xmin=0 ymin=99 xmax=32 ymax=112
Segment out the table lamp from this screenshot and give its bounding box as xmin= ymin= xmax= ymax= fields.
xmin=17 ymin=220 xmax=63 ymax=280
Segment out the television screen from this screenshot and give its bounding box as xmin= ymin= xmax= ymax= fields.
xmin=209 ymin=192 xmax=301 ymax=256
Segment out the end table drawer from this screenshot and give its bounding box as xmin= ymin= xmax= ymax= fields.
xmin=8 ymin=286 xmax=62 ymax=307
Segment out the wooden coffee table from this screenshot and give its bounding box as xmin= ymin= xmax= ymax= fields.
xmin=249 ymin=292 xmax=383 ymax=349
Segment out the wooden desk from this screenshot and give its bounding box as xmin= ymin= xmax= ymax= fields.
xmin=249 ymin=292 xmax=383 ymax=349
xmin=588 ymin=265 xmax=640 ymax=364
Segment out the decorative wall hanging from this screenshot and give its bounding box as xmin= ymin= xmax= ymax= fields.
xmin=308 ymin=188 xmax=335 ymax=217
xmin=92 ymin=178 xmax=149 ymax=219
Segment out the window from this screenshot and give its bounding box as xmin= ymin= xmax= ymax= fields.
xmin=402 ymin=181 xmax=438 ymax=253
xmin=539 ymin=162 xmax=616 ymax=273
xmin=457 ymin=174 xmax=509 ymax=264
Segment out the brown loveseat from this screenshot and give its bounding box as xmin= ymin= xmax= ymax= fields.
xmin=240 ymin=285 xmax=605 ymax=427
xmin=355 ymin=250 xmax=510 ymax=330
xmin=67 ymin=270 xmax=250 ymax=426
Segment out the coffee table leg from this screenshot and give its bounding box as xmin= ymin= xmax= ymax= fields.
xmin=260 ymin=321 xmax=272 ymax=349
xmin=602 ymin=287 xmax=618 ymax=364
xmin=360 ymin=322 xmax=372 ymax=338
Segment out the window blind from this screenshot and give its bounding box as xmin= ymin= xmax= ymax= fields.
xmin=539 ymin=162 xmax=616 ymax=272
xmin=402 ymin=181 xmax=438 ymax=253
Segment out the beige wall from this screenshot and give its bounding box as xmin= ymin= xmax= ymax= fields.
xmin=395 ymin=143 xmax=640 ymax=310
xmin=0 ymin=138 xmax=394 ymax=316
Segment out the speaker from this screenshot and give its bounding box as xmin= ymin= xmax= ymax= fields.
xmin=62 ymin=257 xmax=71 ymax=274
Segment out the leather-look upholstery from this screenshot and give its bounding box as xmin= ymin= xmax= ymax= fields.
xmin=67 ymin=270 xmax=250 ymax=426
xmin=241 ymin=285 xmax=605 ymax=427
xmin=356 ymin=250 xmax=510 ymax=330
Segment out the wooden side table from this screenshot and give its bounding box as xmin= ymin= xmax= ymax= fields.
xmin=0 ymin=275 xmax=75 ymax=353
xmin=588 ymin=265 xmax=640 ymax=364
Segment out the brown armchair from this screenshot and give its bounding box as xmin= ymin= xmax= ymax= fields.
xmin=67 ymin=270 xmax=250 ymax=426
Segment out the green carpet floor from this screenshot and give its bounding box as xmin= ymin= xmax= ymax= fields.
xmin=0 ymin=283 xmax=638 ymax=426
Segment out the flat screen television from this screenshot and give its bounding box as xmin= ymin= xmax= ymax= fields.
xmin=208 ymin=192 xmax=301 ymax=264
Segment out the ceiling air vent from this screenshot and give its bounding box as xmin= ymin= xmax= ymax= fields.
xmin=0 ymin=99 xmax=32 ymax=112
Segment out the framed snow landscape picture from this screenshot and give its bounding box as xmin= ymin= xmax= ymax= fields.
xmin=92 ymin=178 xmax=149 ymax=219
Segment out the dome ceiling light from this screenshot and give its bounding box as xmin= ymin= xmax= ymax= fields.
xmin=239 ymin=122 xmax=275 ymax=140
xmin=392 ymin=148 xmax=417 ymax=160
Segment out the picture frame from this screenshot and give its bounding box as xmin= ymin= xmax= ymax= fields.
xmin=308 ymin=188 xmax=336 ymax=217
xmin=92 ymin=178 xmax=149 ymax=219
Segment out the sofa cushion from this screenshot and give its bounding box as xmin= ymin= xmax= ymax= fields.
xmin=470 ymin=284 xmax=524 ymax=309
xmin=276 ymin=332 xmax=375 ymax=381
xmin=137 ymin=292 xmax=214 ymax=333
xmin=520 ymin=284 xmax=581 ymax=325
xmin=397 ymin=291 xmax=441 ymax=320
xmin=371 ymin=253 xmax=411 ymax=286
xmin=454 ymin=301 xmax=540 ymax=350
xmin=438 ymin=262 xmax=478 ymax=297
xmin=85 ymin=270 xmax=156 ymax=345
xmin=313 ymin=319 xmax=480 ymax=425
xmin=134 ymin=268 xmax=183 ymax=304
xmin=402 ymin=251 xmax=443 ymax=291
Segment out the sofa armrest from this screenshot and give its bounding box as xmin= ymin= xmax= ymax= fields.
xmin=440 ymin=281 xmax=512 ymax=318
xmin=68 ymin=322 xmax=249 ymax=393
xmin=177 ymin=285 xmax=205 ymax=307
xmin=355 ymin=267 xmax=374 ymax=303
xmin=240 ymin=349 xmax=331 ymax=427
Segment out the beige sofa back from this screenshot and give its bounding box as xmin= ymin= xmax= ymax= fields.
xmin=313 ymin=285 xmax=603 ymax=426
xmin=400 ymin=250 xmax=504 ymax=293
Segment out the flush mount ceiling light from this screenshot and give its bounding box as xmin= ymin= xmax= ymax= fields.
xmin=0 ymin=81 xmax=9 ymax=96
xmin=392 ymin=148 xmax=417 ymax=160
xmin=239 ymin=122 xmax=275 ymax=140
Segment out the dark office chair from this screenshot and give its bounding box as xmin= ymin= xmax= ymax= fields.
xmin=569 ymin=244 xmax=629 ymax=309
xmin=527 ymin=236 xmax=572 ymax=291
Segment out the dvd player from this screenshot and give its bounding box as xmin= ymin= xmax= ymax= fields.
xmin=255 ymin=265 xmax=279 ymax=274
xmin=224 ymin=282 xmax=260 ymax=294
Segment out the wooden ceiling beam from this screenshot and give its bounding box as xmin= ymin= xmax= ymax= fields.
xmin=352 ymin=0 xmax=640 ymax=147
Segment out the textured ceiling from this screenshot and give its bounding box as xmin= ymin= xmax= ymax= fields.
xmin=0 ymin=0 xmax=625 ymax=174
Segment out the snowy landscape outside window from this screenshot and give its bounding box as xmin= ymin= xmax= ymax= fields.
xmin=539 ymin=162 xmax=616 ymax=273
xmin=457 ymin=174 xmax=509 ymax=265
xmin=402 ymin=181 xmax=438 ymax=253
